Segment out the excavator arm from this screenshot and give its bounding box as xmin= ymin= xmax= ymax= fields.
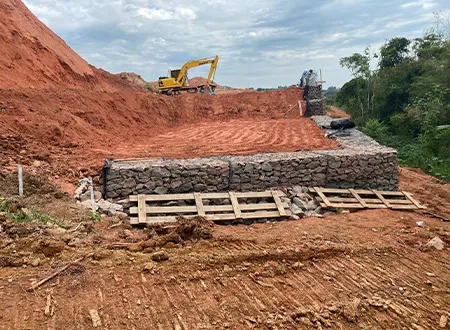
xmin=176 ymin=55 xmax=219 ymax=86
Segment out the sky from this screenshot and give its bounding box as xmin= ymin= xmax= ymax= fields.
xmin=23 ymin=0 xmax=449 ymax=89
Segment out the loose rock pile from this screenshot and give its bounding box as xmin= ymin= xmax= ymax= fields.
xmin=281 ymin=186 xmax=323 ymax=219
xmin=74 ymin=180 xmax=127 ymax=219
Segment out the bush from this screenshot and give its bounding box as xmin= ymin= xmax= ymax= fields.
xmin=362 ymin=119 xmax=390 ymax=144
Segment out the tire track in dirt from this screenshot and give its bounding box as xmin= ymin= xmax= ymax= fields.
xmin=118 ymin=118 xmax=338 ymax=159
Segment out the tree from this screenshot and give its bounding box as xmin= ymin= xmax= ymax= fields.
xmin=379 ymin=37 xmax=411 ymax=69
xmin=339 ymin=47 xmax=376 ymax=121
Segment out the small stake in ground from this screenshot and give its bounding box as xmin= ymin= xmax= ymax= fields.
xmin=18 ymin=164 xmax=23 ymax=197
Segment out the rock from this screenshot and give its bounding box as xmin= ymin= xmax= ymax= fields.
xmin=80 ymin=190 xmax=102 ymax=203
xmin=154 ymin=187 xmax=169 ymax=195
xmin=123 ymin=178 xmax=137 ymax=189
xmin=89 ymin=309 xmax=102 ymax=328
xmin=297 ymin=192 xmax=313 ymax=201
xmin=290 ymin=204 xmax=305 ymax=216
xmin=81 ymin=199 xmax=98 ymax=211
xmin=30 ymin=258 xmax=40 ymax=267
xmin=299 ymin=317 xmax=313 ymax=326
xmin=291 ymin=186 xmax=304 ymax=195
xmin=142 ymin=262 xmax=156 ymax=272
xmin=290 ymin=215 xmax=300 ymax=221
xmin=440 ymin=315 xmax=448 ymax=328
xmin=45 ymin=226 xmax=67 ymax=237
xmin=306 ymin=200 xmax=318 ymax=211
xmin=116 ymin=199 xmax=134 ymax=209
xmin=97 ymin=199 xmax=112 ymax=210
xmin=426 ymin=237 xmax=445 ymax=250
xmin=416 ymin=221 xmax=425 ymax=228
xmin=123 ymin=229 xmax=133 ymax=238
xmin=151 ymin=251 xmax=169 ymax=262
xmin=293 ymin=197 xmax=309 ymax=210
xmin=116 ymin=211 xmax=128 ymax=220
xmin=108 ymin=203 xmax=124 ymax=215
xmin=74 ymin=180 xmax=89 ymax=199
xmin=305 ymin=211 xmax=323 ymax=218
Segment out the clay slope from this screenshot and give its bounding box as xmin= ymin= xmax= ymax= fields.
xmin=0 ymin=0 xmax=140 ymax=91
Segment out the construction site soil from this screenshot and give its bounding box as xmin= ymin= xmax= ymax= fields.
xmin=2 ymin=2 xmax=450 ymax=329
xmin=0 ymin=87 xmax=319 ymax=193
xmin=0 ymin=168 xmax=449 ymax=330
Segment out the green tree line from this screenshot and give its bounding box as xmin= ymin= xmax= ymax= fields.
xmin=334 ymin=12 xmax=450 ymax=181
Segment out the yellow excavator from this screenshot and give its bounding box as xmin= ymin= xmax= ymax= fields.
xmin=158 ymin=56 xmax=219 ymax=95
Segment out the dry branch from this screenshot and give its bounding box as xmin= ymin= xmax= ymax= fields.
xmin=27 ymin=256 xmax=86 ymax=291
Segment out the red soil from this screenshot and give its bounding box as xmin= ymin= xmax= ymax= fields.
xmin=114 ymin=118 xmax=338 ymax=159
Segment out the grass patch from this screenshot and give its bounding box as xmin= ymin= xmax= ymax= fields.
xmin=0 ymin=198 xmax=66 ymax=226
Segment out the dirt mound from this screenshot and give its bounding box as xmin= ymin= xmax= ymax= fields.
xmin=0 ymin=0 xmax=95 ymax=89
xmin=188 ymin=76 xmax=218 ymax=87
xmin=0 ymin=1 xmax=144 ymax=92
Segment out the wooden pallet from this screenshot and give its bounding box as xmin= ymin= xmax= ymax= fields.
xmin=129 ymin=191 xmax=290 ymax=225
xmin=309 ymin=187 xmax=426 ymax=210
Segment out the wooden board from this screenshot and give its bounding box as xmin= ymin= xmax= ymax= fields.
xmin=229 ymin=192 xmax=242 ymax=219
xmin=127 ymin=190 xmax=290 ymax=224
xmin=137 ymin=195 xmax=147 ymax=224
xmin=272 ymin=191 xmax=287 ymax=216
xmin=309 ymin=188 xmax=425 ymax=211
xmin=194 ymin=192 xmax=206 ymax=216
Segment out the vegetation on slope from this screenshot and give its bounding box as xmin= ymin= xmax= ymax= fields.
xmin=334 ymin=11 xmax=450 ymax=181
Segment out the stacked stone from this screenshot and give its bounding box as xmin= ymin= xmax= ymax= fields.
xmin=304 ymin=86 xmax=325 ymax=116
xmin=228 ymin=154 xmax=327 ymax=191
xmin=106 ymin=159 xmax=229 ymax=199
xmin=325 ymin=151 xmax=399 ymax=191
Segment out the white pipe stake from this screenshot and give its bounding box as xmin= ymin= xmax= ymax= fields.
xmin=18 ymin=165 xmax=23 ymax=197
xmin=89 ymin=177 xmax=96 ymax=212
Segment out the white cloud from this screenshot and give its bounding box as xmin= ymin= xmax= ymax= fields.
xmin=21 ymin=0 xmax=449 ymax=88
xmin=401 ymin=0 xmax=436 ymax=10
xmin=136 ymin=7 xmax=196 ymax=21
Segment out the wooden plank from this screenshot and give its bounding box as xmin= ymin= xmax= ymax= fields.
xmin=129 ymin=191 xmax=277 ymax=202
xmin=201 ymin=193 xmax=230 ymax=199
xmin=207 ymin=211 xmax=282 ymax=221
xmin=272 ymin=191 xmax=287 ymax=216
xmin=316 ymin=197 xmax=412 ymax=205
xmin=320 ymin=203 xmax=365 ymax=209
xmin=314 ymin=187 xmax=333 ymax=207
xmin=229 ymin=192 xmax=242 ymax=219
xmin=139 ymin=210 xmax=283 ymax=224
xmin=372 ymin=190 xmax=392 ymax=208
xmin=137 ymin=195 xmax=147 ymax=224
xmin=309 ymin=188 xmax=405 ymax=197
xmin=403 ymin=192 xmax=425 ymax=209
xmin=298 ymin=100 xmax=303 ymax=117
xmin=206 ymin=203 xmax=287 ymax=212
xmin=194 ymin=192 xmax=206 ymax=216
xmin=140 ymin=216 xmax=179 ymax=224
xmin=390 ymin=205 xmax=422 ymax=210
xmin=129 ymin=193 xmax=195 ymax=202
xmin=129 ymin=217 xmax=139 ymax=225
xmin=349 ymin=189 xmax=368 ymax=208
xmin=130 ymin=206 xmax=197 ymax=214
xmin=130 ymin=202 xmax=290 ymax=215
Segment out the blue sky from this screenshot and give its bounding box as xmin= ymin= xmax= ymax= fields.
xmin=24 ymin=0 xmax=448 ymax=88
